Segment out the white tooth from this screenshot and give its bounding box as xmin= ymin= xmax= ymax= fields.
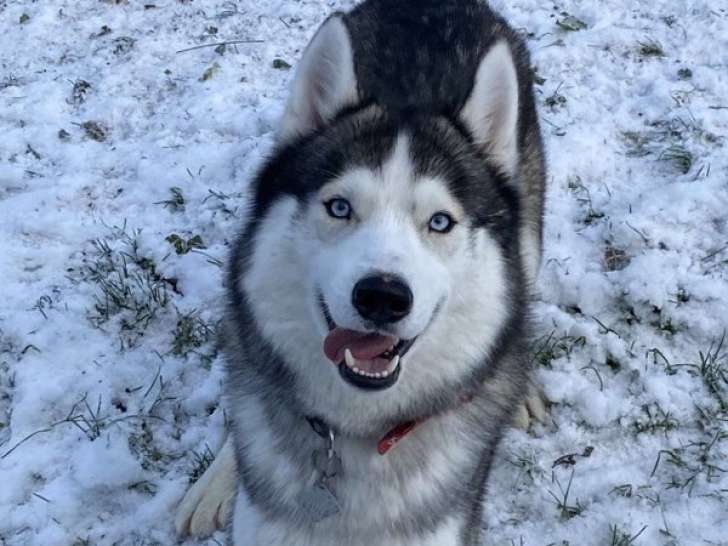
xmin=345 ymin=349 xmax=356 ymax=369
xmin=374 ymin=372 xmax=382 ymax=378
xmin=389 ymin=355 xmax=400 ymax=372
xmin=353 ymin=366 xmax=360 ymax=375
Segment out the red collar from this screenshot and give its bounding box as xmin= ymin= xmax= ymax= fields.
xmin=377 ymin=418 xmax=423 ymax=455
xmin=308 ymin=393 xmax=474 ymax=457
xmin=377 ymin=392 xmax=475 ymax=455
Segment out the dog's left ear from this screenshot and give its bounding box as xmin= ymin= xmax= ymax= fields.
xmin=278 ymin=14 xmax=358 ymax=143
xmin=460 ymin=41 xmax=520 ymax=177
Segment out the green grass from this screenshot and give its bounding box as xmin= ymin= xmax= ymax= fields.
xmin=188 ymin=443 xmax=216 ymax=483
xmin=556 ymin=14 xmax=588 ymax=32
xmin=638 ymin=40 xmax=665 ymax=58
xmin=166 ymin=233 xmax=206 ymax=255
xmin=659 ymin=145 xmax=693 ymax=174
xmin=154 ymin=186 xmax=185 ymax=211
xmin=633 ymin=403 xmax=679 ymax=436
xmin=673 ymin=335 xmax=727 ymax=411
xmin=170 ymin=309 xmax=217 ymax=363
xmin=621 ymin=113 xmax=720 ymax=176
xmin=80 ymin=224 xmax=178 ymax=349
xmin=609 ymin=524 xmax=647 ymax=545
xmin=531 ymin=331 xmax=586 ymax=368
xmin=567 ymin=175 xmax=605 ymax=224
xmin=547 ymin=469 xmax=584 ymax=520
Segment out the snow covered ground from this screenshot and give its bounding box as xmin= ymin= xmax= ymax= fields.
xmin=1 ymin=0 xmax=727 ymax=544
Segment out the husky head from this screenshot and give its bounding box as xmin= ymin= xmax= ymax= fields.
xmin=230 ymin=15 xmax=525 ymax=435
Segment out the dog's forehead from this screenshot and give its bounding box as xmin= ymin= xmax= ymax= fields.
xmin=322 ymin=133 xmax=462 ymax=213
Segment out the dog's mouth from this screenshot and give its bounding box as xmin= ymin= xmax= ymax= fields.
xmin=318 ymin=295 xmax=416 ymax=391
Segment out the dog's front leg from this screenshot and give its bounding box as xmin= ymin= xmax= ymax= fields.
xmin=175 ymin=436 xmax=237 ymax=537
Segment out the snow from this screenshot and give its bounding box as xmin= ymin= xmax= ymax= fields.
xmin=1 ymin=0 xmax=727 ymax=545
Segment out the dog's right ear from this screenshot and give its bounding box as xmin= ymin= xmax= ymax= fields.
xmin=278 ymin=15 xmax=358 ymax=143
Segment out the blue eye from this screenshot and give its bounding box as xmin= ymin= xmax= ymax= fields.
xmin=429 ymin=212 xmax=455 ymax=233
xmin=325 ymin=198 xmax=352 ymax=220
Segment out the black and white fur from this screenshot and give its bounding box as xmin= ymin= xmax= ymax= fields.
xmin=176 ymin=1 xmax=546 ymax=544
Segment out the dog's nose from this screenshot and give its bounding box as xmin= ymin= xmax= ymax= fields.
xmin=352 ymin=275 xmax=413 ymax=324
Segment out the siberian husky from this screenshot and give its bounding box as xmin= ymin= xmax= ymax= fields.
xmin=176 ymin=0 xmax=546 ymax=544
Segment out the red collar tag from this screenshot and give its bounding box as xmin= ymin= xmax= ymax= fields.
xmin=377 ymin=419 xmax=420 ymax=455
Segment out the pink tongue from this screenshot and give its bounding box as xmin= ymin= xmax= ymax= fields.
xmin=323 ymin=328 xmax=397 ymax=364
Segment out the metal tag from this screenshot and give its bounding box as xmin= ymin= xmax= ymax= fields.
xmin=312 ymin=448 xmax=343 ymax=478
xmin=296 ymin=479 xmax=341 ymax=522
xmin=297 ymin=420 xmax=342 ymax=522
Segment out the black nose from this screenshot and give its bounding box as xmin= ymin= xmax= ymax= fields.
xmin=352 ymin=275 xmax=413 ymax=324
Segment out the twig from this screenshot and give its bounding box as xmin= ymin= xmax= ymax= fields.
xmin=176 ymin=39 xmax=264 ymax=54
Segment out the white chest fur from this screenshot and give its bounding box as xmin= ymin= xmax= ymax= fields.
xmin=230 ymin=397 xmax=476 ymax=546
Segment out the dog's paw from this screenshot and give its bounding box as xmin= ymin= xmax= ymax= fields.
xmin=512 ymin=383 xmax=548 ymax=430
xmin=175 ymin=438 xmax=237 ymax=538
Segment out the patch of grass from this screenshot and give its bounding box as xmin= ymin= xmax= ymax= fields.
xmin=170 ymin=309 xmax=217 ymax=360
xmin=272 ymin=58 xmax=292 ymax=70
xmin=199 ymin=62 xmax=221 ymax=81
xmin=80 ymin=120 xmax=109 ymax=142
xmin=0 ymin=74 xmax=23 ymax=90
xmin=646 ymin=347 xmax=673 ymax=375
xmin=649 ymin=310 xmax=679 ymax=336
xmin=609 ymin=524 xmax=647 ymax=546
xmin=610 ymin=484 xmax=633 ymax=498
xmin=70 ymin=79 xmax=91 ymax=105
xmin=189 ymin=444 xmax=215 ymax=483
xmin=638 ymin=40 xmax=665 ymax=58
xmin=112 ymin=36 xmax=135 ymax=55
xmin=672 ymin=287 xmax=690 ymax=305
xmin=507 ymin=449 xmax=545 ymax=486
xmin=544 ymin=83 xmax=567 ymax=112
xmin=620 ymin=113 xmax=716 ymax=175
xmin=80 ymin=224 xmax=178 ymax=349
xmin=128 ymin=480 xmax=158 ymax=496
xmin=1 ymin=393 xmax=164 ymax=460
xmin=658 ymin=145 xmax=693 ymax=174
xmin=531 ymin=331 xmax=586 ymax=368
xmin=621 ymin=131 xmax=652 ymax=158
xmin=677 ymin=335 xmax=728 ymax=411
xmin=547 ymin=469 xmax=584 ymax=520
xmin=128 ymin=420 xmax=171 ymax=472
xmin=556 ymin=14 xmax=587 ymax=32
xmin=604 ymin=244 xmax=631 ymax=272
xmin=32 ymin=294 xmax=55 ymax=319
xmin=633 ymin=403 xmax=679 ymax=436
xmin=567 ymin=175 xmax=605 ymax=224
xmin=651 ymin=433 xmax=728 ymax=493
xmin=155 ymin=187 xmax=185 ymax=211
xmin=203 ymin=188 xmax=245 ymax=217
xmin=166 ymin=233 xmax=206 ymax=255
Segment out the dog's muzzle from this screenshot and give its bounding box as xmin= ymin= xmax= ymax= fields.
xmin=318 ymin=294 xmax=417 ymax=391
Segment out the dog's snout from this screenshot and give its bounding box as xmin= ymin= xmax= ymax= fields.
xmin=352 ymin=274 xmax=413 ymax=324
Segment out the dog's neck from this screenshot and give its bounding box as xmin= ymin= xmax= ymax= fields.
xmin=306 ymin=391 xmax=475 ymax=455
